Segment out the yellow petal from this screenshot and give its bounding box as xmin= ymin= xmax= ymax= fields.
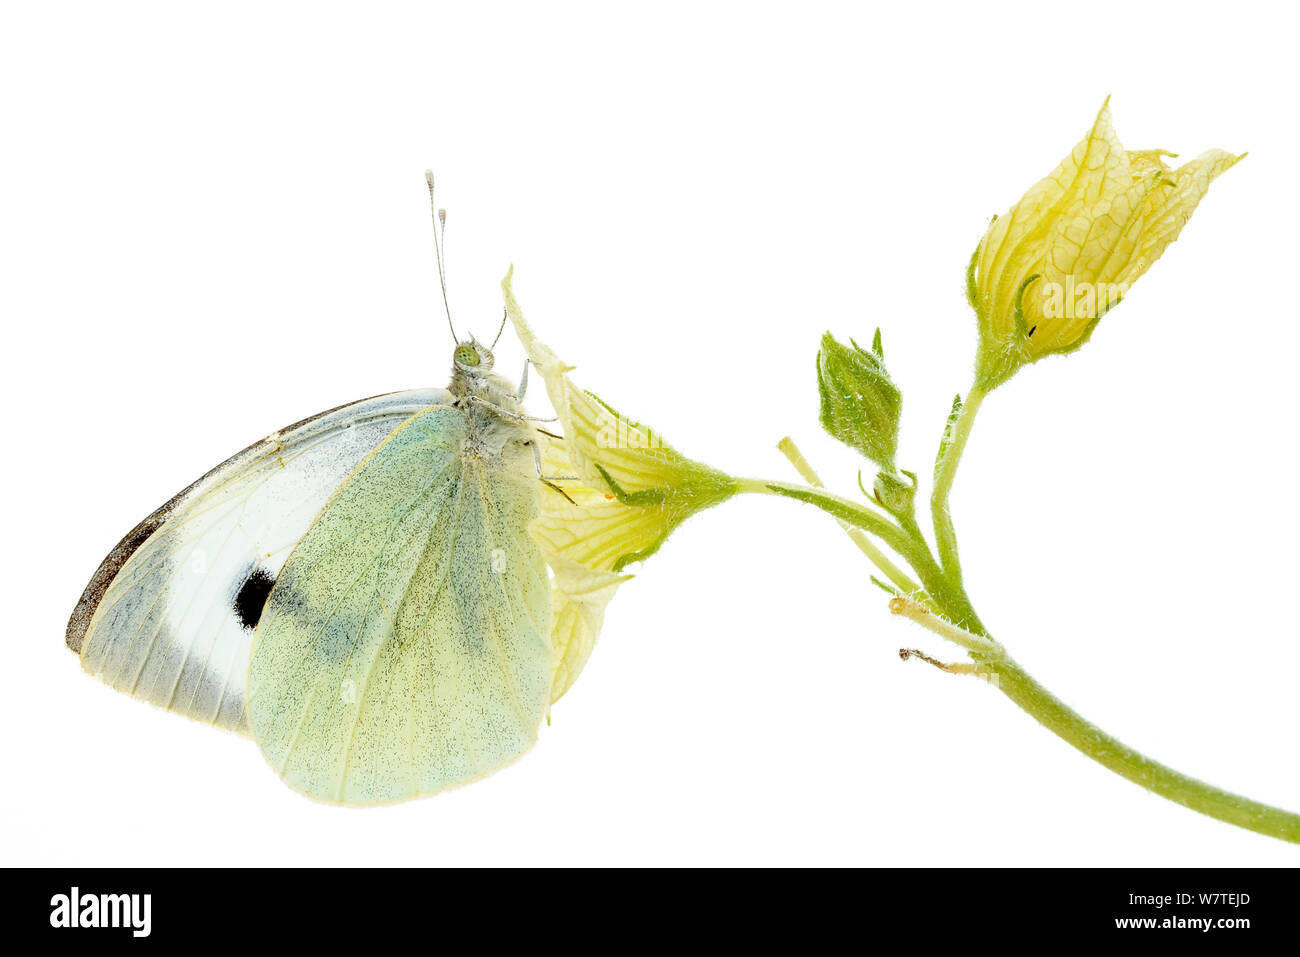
xmin=541 ymin=552 xmax=627 ymax=702
xmin=531 ymin=432 xmax=635 ymax=701
xmin=1118 ymin=149 xmax=1246 ymax=289
xmin=1028 ymin=165 xmax=1159 ymax=353
xmin=1128 ymin=149 xmax=1177 ymax=174
xmin=977 ymin=99 xmax=1128 ymax=345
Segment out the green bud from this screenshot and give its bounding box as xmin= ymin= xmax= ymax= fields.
xmin=816 ymin=330 xmax=902 ymax=471
xmin=872 ymin=469 xmax=917 ymax=518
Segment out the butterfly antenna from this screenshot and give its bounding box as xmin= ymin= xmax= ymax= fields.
xmin=491 ymin=306 xmax=508 ymax=348
xmin=425 ymin=170 xmax=457 ymax=343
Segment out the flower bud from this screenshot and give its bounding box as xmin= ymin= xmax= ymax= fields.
xmin=871 ymin=469 xmax=916 ymax=518
xmin=817 ymin=329 xmax=902 ymax=471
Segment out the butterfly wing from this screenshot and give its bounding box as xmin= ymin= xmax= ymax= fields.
xmin=246 ymin=405 xmax=552 ymax=804
xmin=69 ymin=389 xmax=452 ymax=733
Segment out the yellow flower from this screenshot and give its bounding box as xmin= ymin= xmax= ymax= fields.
xmin=502 ymin=269 xmax=738 ymax=701
xmin=969 ymin=99 xmax=1244 ymax=388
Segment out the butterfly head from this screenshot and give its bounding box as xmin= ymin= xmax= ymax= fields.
xmin=452 ymin=338 xmax=495 ymax=374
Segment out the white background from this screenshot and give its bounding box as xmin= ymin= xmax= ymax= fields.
xmin=3 ymin=1 xmax=1297 ymax=867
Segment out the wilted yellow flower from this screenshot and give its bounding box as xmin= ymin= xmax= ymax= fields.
xmin=969 ymin=100 xmax=1243 ymax=388
xmin=502 ymin=269 xmax=738 ymax=701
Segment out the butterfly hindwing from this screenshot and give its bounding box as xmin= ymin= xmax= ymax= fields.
xmin=246 ymin=405 xmax=553 ymax=804
xmin=70 ymin=389 xmax=452 ymax=733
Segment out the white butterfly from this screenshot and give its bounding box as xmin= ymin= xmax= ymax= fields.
xmin=67 ymin=175 xmax=573 ymax=804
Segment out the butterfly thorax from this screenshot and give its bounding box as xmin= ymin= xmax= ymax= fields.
xmin=448 ymin=367 xmax=518 ymax=407
xmin=447 ymin=340 xmax=534 ymax=465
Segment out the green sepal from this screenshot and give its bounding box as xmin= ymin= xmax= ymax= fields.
xmin=1013 ymin=273 xmax=1041 ymax=339
xmin=869 ymin=575 xmax=900 ymax=597
xmin=965 ymin=230 xmax=988 ymax=319
xmin=934 ymin=394 xmax=963 ymax=483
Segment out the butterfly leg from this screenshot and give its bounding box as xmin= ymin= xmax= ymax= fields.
xmin=515 ymin=359 xmax=529 ymax=402
xmin=465 ymin=394 xmax=557 ymax=422
xmin=527 ymin=440 xmax=578 ymax=504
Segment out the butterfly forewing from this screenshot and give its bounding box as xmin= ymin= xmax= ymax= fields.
xmin=70 ymin=389 xmax=452 ymax=732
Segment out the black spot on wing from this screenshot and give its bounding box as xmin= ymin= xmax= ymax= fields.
xmin=234 ymin=568 xmax=277 ymax=630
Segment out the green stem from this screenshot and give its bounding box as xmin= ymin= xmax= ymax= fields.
xmin=739 ymin=478 xmax=925 ymax=567
xmin=931 ymin=384 xmax=986 ymax=580
xmin=736 ymin=477 xmax=982 ymax=631
xmin=770 ymin=439 xmax=923 ymax=598
xmin=742 ymin=462 xmax=1300 ymax=843
xmin=989 ymin=656 xmax=1300 ymax=843
xmin=932 ymin=548 xmax=1300 ymax=842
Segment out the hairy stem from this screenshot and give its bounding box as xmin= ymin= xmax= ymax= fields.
xmin=736 ymin=477 xmax=980 ymax=629
xmin=742 ymin=450 xmax=1300 ymax=843
xmin=772 ymin=438 xmax=922 ymax=597
xmin=989 ymin=656 xmax=1300 ymax=843
xmin=888 ymin=595 xmax=1002 ymax=656
xmin=922 ymin=527 xmax=1300 ymax=842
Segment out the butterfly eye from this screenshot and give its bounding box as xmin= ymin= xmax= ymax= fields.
xmin=454 ymin=345 xmax=480 ymax=367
